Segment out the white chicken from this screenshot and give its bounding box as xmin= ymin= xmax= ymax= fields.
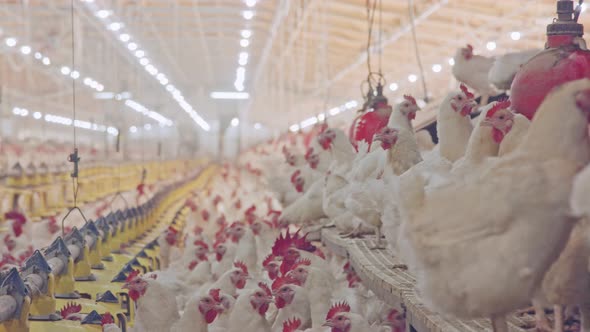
xmin=488 ymin=49 xmax=540 ymax=91
xmin=228 ymin=282 xmax=274 ymax=332
xmin=452 ymin=44 xmax=498 ymax=103
xmin=398 ymin=78 xmax=590 ymax=329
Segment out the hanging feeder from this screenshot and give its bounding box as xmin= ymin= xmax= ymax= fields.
xmin=511 ymin=0 xmax=590 ymax=119
xmin=349 ymin=82 xmax=392 ymax=149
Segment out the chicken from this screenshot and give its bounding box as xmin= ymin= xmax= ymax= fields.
xmin=123 ymin=270 xmax=180 ymax=332
xmin=323 ymin=302 xmax=382 ymax=332
xmin=279 ymin=178 xmax=326 ymax=226
xmin=184 ymin=242 xmax=212 ymax=288
xmin=286 ymin=259 xmax=334 ymax=328
xmin=209 ymin=291 xmax=236 ymax=332
xmin=228 ymin=282 xmax=273 ymax=332
xmin=172 ymin=288 xmax=224 ymax=332
xmin=272 ymin=276 xmax=312 ymax=332
xmin=436 ymin=84 xmax=478 ymax=162
xmin=571 ymin=161 xmax=590 ymax=219
xmin=158 ymin=227 xmax=180 ymax=270
xmin=488 ymin=49 xmax=540 ymax=91
xmin=452 ymin=44 xmax=498 ymax=103
xmin=317 ymin=128 xmax=356 ymax=169
xmin=206 ymin=261 xmax=249 ymax=297
xmin=228 ymin=222 xmax=258 ymax=275
xmin=397 ymin=79 xmax=590 ymax=328
xmin=101 ymin=312 xmax=122 ymax=332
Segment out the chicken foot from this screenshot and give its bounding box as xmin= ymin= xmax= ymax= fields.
xmin=579 ymin=304 xmax=590 ymax=332
xmin=370 ymin=224 xmax=386 ymax=250
xmin=554 ymin=305 xmax=564 ymax=332
xmin=532 ymin=299 xmax=553 ymax=332
xmin=341 ymin=224 xmax=363 ymax=238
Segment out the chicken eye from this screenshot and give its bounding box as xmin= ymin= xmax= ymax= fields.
xmin=499 ymin=115 xmax=505 ymax=120
xmin=457 ymin=96 xmax=463 ymax=100
xmin=337 ymin=317 xmax=344 ymax=321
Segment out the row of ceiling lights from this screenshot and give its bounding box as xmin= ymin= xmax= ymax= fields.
xmin=80 ymin=0 xmax=210 ymax=131
xmin=1 ymin=27 xmax=173 ymax=129
xmin=12 ymin=107 xmax=119 ymax=136
xmin=233 ymin=0 xmax=257 ymax=92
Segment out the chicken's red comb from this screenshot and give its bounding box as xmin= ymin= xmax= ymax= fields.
xmin=4 ymin=211 xmax=26 ymax=225
xmin=272 ymin=230 xmax=294 ymax=256
xmin=290 ymin=170 xmax=301 ymax=184
xmin=486 ymin=98 xmax=511 ymax=118
xmin=60 ymin=302 xmax=82 ymax=318
xmin=193 ymin=226 xmax=203 ymax=235
xmin=194 ymin=240 xmax=209 ymax=250
xmin=267 ymin=210 xmax=282 ymax=216
xmin=262 ymin=254 xmax=276 ymax=267
xmin=326 ymin=301 xmax=351 ymax=320
xmin=403 ymin=95 xmax=417 ymax=105
xmin=48 ymin=216 xmax=57 ymax=225
xmin=460 ymin=83 xmax=475 ymax=99
xmin=283 ymin=317 xmax=302 ymax=332
xmin=101 ymin=312 xmax=115 ymax=325
xmin=209 ymin=288 xmax=221 ymax=302
xmin=167 ymin=226 xmax=178 ymax=234
xmin=271 ymin=275 xmax=300 ymax=291
xmin=125 ymin=270 xmax=141 ymax=283
xmin=245 ymin=205 xmax=257 ymax=215
xmin=201 ymin=210 xmax=210 ymax=221
xmin=259 ymin=282 xmax=272 ymax=297
xmin=466 ymin=44 xmax=473 ymax=52
xmin=234 ymin=261 xmax=248 ymax=275
xmin=293 ymin=258 xmax=311 ymax=270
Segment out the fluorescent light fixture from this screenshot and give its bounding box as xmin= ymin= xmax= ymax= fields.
xmin=510 ymin=31 xmax=521 ymax=40
xmin=243 ymin=10 xmax=254 ymax=20
xmin=144 ymin=123 xmax=152 ymax=130
xmin=108 ymin=22 xmax=122 ymax=31
xmin=328 ymin=107 xmax=340 ymax=116
xmin=317 ymin=113 xmax=325 ymax=121
xmin=448 ymin=58 xmax=455 ymax=66
xmin=70 ymin=70 xmax=80 ymax=79
xmin=239 ymin=57 xmax=248 ymax=66
xmin=254 ymin=123 xmax=261 ymax=129
xmin=300 ymin=116 xmax=318 ymax=128
xmin=95 ymin=10 xmax=112 ymax=19
xmin=241 ymin=30 xmax=252 ymax=38
xmin=135 ymin=50 xmax=145 ymax=58
xmin=33 ymin=112 xmax=42 ymax=119
xmin=230 ymin=117 xmax=239 ymax=127
xmin=119 ymin=33 xmax=130 ymax=42
xmin=240 ymin=39 xmax=250 ymax=47
xmin=417 ymin=99 xmax=427 ymax=108
xmin=432 ymin=64 xmax=442 ymax=73
xmin=129 ymin=126 xmax=138 ymax=133
xmin=20 ymin=45 xmax=31 ymax=55
xmin=96 ymin=84 xmax=104 ymax=92
xmin=486 ymin=41 xmax=496 ymax=51
xmin=61 ymin=66 xmax=71 ymax=75
xmin=34 ymin=52 xmax=42 ymax=59
xmin=245 ymin=0 xmax=257 ymax=7
xmin=408 ymin=74 xmax=418 ymax=83
xmin=156 ymin=73 xmax=165 ymax=80
xmin=127 ymin=42 xmax=138 ymax=51
xmin=210 ymin=91 xmax=250 ymax=99
xmin=94 ymin=92 xmax=115 ymax=99
xmin=389 ymin=83 xmax=399 ymax=91
xmin=139 ymin=58 xmax=149 ymax=66
xmin=42 ymin=57 xmax=50 ymax=65
xmin=5 ymin=37 xmax=16 ymax=47
xmin=289 ymin=124 xmax=300 ymax=132
xmin=166 ymin=84 xmax=175 ymax=92
xmin=234 ymin=82 xmax=245 ymax=91
xmin=345 ymin=100 xmax=358 ymax=109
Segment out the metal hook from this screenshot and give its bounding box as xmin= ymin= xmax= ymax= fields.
xmin=108 ymin=192 xmax=129 ymax=214
xmin=67 ymin=148 xmax=80 ymax=179
xmin=61 ymin=206 xmax=88 ymax=236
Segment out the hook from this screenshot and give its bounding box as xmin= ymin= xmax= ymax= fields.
xmin=61 ymin=206 xmax=88 ymax=236
xmin=67 ymin=148 xmax=80 ymax=179
xmin=108 ymin=192 xmax=129 ymax=214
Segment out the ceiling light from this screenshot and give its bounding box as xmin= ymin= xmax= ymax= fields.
xmin=486 ymin=41 xmax=497 ymax=51
xmin=417 ymin=99 xmax=427 ymax=108
xmin=345 ymin=100 xmax=358 ymax=109
xmin=119 ymin=33 xmax=130 ymax=42
xmin=144 ymin=123 xmax=152 ymax=130
xmin=135 ymin=50 xmax=145 ymax=58
xmin=127 ymin=42 xmax=138 ymax=51
xmin=19 ymin=45 xmax=31 ymax=55
xmin=166 ymin=84 xmax=174 ymax=92
xmin=42 ymin=57 xmax=50 ymax=65
xmin=240 ymin=39 xmax=250 ymax=47
xmin=139 ymin=58 xmax=149 ymax=66
xmin=230 ymin=117 xmax=240 ymax=127
xmin=239 ymin=57 xmax=248 ymax=66
xmin=94 ymin=92 xmax=115 ymax=99
xmin=83 ymin=77 xmax=92 ymax=85
xmin=432 ymin=64 xmax=442 ymax=73
xmin=408 ymin=74 xmax=418 ymax=83
xmin=33 ymin=112 xmax=42 ymax=119
xmin=242 ymin=10 xmax=254 ymax=20
xmin=108 ymin=22 xmax=123 ymax=31
xmin=5 ymin=37 xmax=16 ymax=47
xmin=34 ymin=52 xmax=42 ymax=59
xmin=19 ymin=108 xmax=29 ymax=116
xmin=317 ymin=113 xmax=326 ymax=121
xmin=448 ymin=58 xmax=455 ymax=66
xmin=96 ymin=84 xmax=104 ymax=92
xmin=95 ymin=10 xmax=112 ymax=19
xmin=160 ymin=78 xmax=169 ymax=85
xmin=12 ymin=107 xmax=21 ymax=115
xmin=245 ymin=0 xmax=257 ymax=7
xmin=389 ymin=83 xmax=398 ymax=91
xmin=210 ymin=91 xmax=250 ymax=99
xmin=70 ymin=70 xmax=80 ymax=79
xmin=129 ymin=126 xmax=138 ymax=133
xmin=241 ymin=30 xmax=252 ymax=38
xmin=156 ymin=73 xmax=166 ymax=80
xmin=510 ymin=31 xmax=521 ymax=41
xmin=234 ymin=82 xmax=245 ymax=91
xmin=61 ymin=66 xmax=71 ymax=75
xmin=254 ymin=123 xmax=261 ymax=129
xmin=289 ymin=124 xmax=300 ymax=132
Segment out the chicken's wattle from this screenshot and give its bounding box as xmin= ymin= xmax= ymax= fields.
xmin=511 ymin=0 xmax=590 ymax=120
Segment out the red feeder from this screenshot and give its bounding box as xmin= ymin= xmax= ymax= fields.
xmin=511 ymin=0 xmax=590 ymax=120
xmin=349 ymin=83 xmax=392 ymax=149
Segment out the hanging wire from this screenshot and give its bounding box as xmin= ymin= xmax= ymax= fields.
xmin=408 ymin=0 xmax=430 ymax=102
xmin=62 ymin=0 xmax=88 ymax=235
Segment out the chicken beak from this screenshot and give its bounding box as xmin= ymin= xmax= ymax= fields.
xmin=122 ymin=283 xmax=129 ymax=290
xmin=323 ymin=319 xmax=335 ymax=327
